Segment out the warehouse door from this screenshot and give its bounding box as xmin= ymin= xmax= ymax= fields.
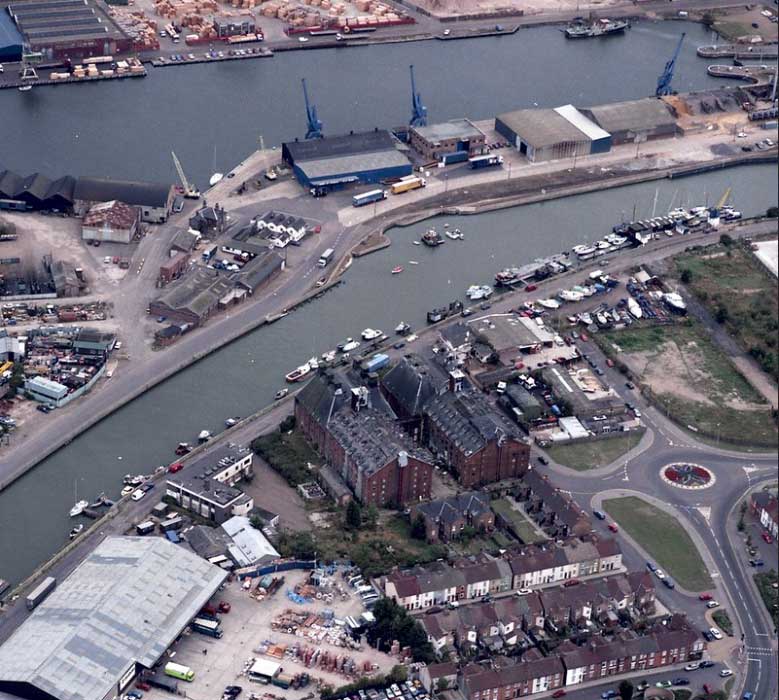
xmin=457 ymin=140 xmax=469 ymax=152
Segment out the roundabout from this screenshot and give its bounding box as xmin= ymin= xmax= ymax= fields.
xmin=660 ymin=462 xmax=716 ymax=490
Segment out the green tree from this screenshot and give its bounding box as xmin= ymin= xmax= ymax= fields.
xmin=277 ymin=531 xmax=317 ymax=559
xmin=618 ymin=679 xmax=634 ymax=700
xmin=279 ymin=415 xmax=296 ymax=432
xmin=411 ymin=514 xmax=428 ymax=540
xmin=346 ymin=500 xmax=362 ymax=529
xmin=363 ymin=504 xmax=379 ymax=530
xmin=680 ymin=268 xmax=693 ymax=284
xmin=715 ymin=307 xmax=729 ymax=324
xmin=719 ymin=233 xmax=734 ymax=247
xmin=435 ymin=678 xmax=450 ymax=692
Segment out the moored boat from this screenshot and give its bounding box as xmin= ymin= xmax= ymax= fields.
xmin=391 ymin=266 xmax=404 ymax=274
xmin=275 ymin=388 xmax=289 ymax=400
xmin=361 ymin=328 xmax=383 ymax=341
xmin=198 ymin=430 xmax=212 ymax=443
xmin=421 ymin=229 xmax=445 ymax=247
xmin=69 ymin=524 xmax=84 ymax=539
xmin=537 ymin=298 xmax=561 ymax=309
xmin=69 ymin=499 xmax=88 ymax=518
xmin=395 ymin=321 xmax=411 ymax=335
xmin=285 ymin=362 xmax=312 ymax=383
xmin=175 ymin=442 xmax=192 ymax=455
xmin=628 ymin=298 xmax=643 ymax=319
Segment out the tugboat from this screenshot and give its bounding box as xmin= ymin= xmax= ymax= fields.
xmin=421 ymin=229 xmax=445 ymax=247
xmin=564 ymin=17 xmax=629 ymax=38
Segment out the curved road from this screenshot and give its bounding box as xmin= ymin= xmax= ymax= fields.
xmin=538 ymin=332 xmax=778 ymax=700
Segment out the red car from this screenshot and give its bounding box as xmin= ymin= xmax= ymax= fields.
xmin=168 ymin=462 xmax=183 ymax=473
xmin=608 ymin=523 xmax=619 ymax=533
xmin=606 ymin=358 xmax=615 ymax=368
xmin=563 ymin=579 xmax=581 ymax=587
xmin=525 ymin=284 xmax=537 ymax=292
xmin=762 ymin=532 xmax=773 ymax=544
xmin=218 ymin=601 xmax=231 ymax=613
xmin=552 ymin=690 xmax=566 ymax=698
xmin=136 ymin=682 xmax=151 ymax=691
xmin=580 ymin=332 xmax=589 ymax=342
xmin=699 ymin=593 xmax=713 ymax=601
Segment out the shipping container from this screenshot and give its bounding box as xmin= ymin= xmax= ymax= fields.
xmin=202 ymin=245 xmax=218 ymax=262
xmin=441 ymin=151 xmax=469 ymax=165
xmin=26 ymin=577 xmax=56 ymax=611
xmin=159 ymin=515 xmax=183 ymax=532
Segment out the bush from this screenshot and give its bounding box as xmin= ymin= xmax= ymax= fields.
xmin=680 ymin=268 xmax=693 ymax=284
xmin=251 ymin=430 xmax=315 ymax=487
xmin=276 ymin=531 xmax=317 ymax=559
xmin=367 ymin=598 xmax=436 ymax=663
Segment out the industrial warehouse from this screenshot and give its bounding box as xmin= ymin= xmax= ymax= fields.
xmin=0 ymin=537 xmax=226 ymax=700
xmin=3 ymin=0 xmax=132 ymax=61
xmin=282 ymin=130 xmax=412 ymax=191
xmin=495 ymin=104 xmax=612 ymax=163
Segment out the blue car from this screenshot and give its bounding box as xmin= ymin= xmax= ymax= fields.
xmin=601 ymin=692 xmax=618 ymax=700
xmin=646 ymin=561 xmax=657 ymax=572
xmin=743 ymin=693 xmax=754 ymax=700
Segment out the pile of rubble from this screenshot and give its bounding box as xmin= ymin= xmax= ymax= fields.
xmin=272 ymin=609 xmax=363 ymax=649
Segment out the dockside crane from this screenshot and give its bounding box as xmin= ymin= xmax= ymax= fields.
xmin=302 ymin=78 xmax=323 ymax=140
xmin=715 ymin=187 xmax=732 ymax=210
xmin=409 ymin=64 xmax=428 ymax=128
xmin=171 ymin=151 xmax=200 ymax=199
xmin=656 ymin=32 xmax=685 ymax=97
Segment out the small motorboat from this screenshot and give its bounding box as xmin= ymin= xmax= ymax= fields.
xmin=361 ymin=328 xmax=383 ymax=341
xmin=225 ymin=417 xmax=240 ymax=427
xmin=18 ymin=85 xmax=32 ymax=92
xmin=321 ymin=350 xmax=337 ymax=363
xmin=275 ymin=388 xmax=289 ymax=400
xmin=315 ymin=277 xmax=327 ymax=287
xmin=198 ymin=430 xmax=212 ymax=443
xmin=69 ymin=500 xmax=88 ymax=518
xmin=341 ymin=339 xmax=360 ymax=352
xmin=69 ymin=524 xmax=84 ymax=540
xmin=413 ymin=240 xmax=421 ymax=246
xmin=408 ymin=260 xmax=419 ymax=265
xmin=537 ymin=298 xmax=561 ymax=309
xmin=285 ymin=362 xmax=312 ymax=383
xmin=175 ymin=442 xmax=192 ymax=456
xmin=209 ymin=172 xmax=224 ymax=186
xmin=391 ymin=266 xmax=404 ymax=274
xmin=395 ymin=321 xmax=411 ymax=335
xmin=120 ymin=485 xmax=134 ymax=497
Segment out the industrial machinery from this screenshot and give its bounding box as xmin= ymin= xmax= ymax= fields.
xmin=656 ymin=33 xmax=686 ymax=97
xmin=171 ymin=151 xmax=200 ymax=199
xmin=302 ymin=78 xmax=323 ymax=140
xmin=409 ymin=64 xmax=428 ymax=128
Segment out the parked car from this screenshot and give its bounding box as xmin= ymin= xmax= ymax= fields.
xmin=654 ymin=569 xmax=666 ymax=580
xmin=749 ymin=558 xmax=765 ymax=567
xmin=563 ymin=578 xmax=581 ymax=587
xmin=655 ymin=681 xmax=672 ymax=688
xmin=168 ymin=462 xmax=183 ymax=473
xmin=552 ymin=691 xmax=566 ymax=699
xmin=516 ymin=588 xmax=532 ymax=596
xmin=646 ymin=561 xmax=657 ymax=572
xmin=719 ymin=668 xmax=733 ymax=677
xmin=698 ymin=593 xmax=713 ymax=601
xmin=131 ymin=489 xmax=145 ymax=501
xmin=684 ymin=662 xmax=700 ymax=672
xmin=136 ymin=683 xmax=151 ymax=691
xmin=593 ymin=510 xmax=607 ymax=520
xmin=702 ymin=630 xmax=715 ymax=642
xmin=538 ymin=455 xmax=549 ymax=466
xmin=700 ymin=660 xmax=715 ymax=669
xmin=706 ymin=601 xmax=720 ymax=609
xmin=761 ymin=532 xmax=773 ymax=544
xmin=710 ymin=627 xmax=723 ymax=640
xmin=608 ymin=523 xmax=619 ymax=533
xmin=672 ymin=678 xmax=689 ymax=686
xmin=601 ymin=691 xmax=618 ymax=700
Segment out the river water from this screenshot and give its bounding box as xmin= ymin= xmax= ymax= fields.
xmin=1 ymin=21 xmax=726 ymax=188
xmin=0 ymin=18 xmax=771 ymax=584
xmin=1 ymin=162 xmax=776 ymax=585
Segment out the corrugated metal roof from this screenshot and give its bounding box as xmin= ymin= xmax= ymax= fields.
xmin=584 ymin=98 xmax=677 ymax=134
xmin=300 ymin=150 xmax=410 ymax=181
xmin=74 ymin=178 xmax=172 ymax=209
xmin=0 ymin=537 xmax=226 ymax=700
xmin=496 ymin=109 xmax=589 ymax=149
xmin=284 ymin=130 xmax=398 ymax=162
xmin=553 ymin=104 xmax=610 ymax=141
xmin=411 ymin=119 xmax=484 ymax=144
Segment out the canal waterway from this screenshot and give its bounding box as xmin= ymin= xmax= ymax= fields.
xmin=1 ymin=163 xmax=776 ymax=585
xmin=1 ymin=21 xmax=730 ymax=188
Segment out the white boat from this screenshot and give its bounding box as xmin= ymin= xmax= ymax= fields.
xmin=627 ymin=298 xmax=643 ymax=319
xmin=120 ymin=485 xmax=134 ymax=497
xmin=225 ymin=417 xmax=239 ymax=427
xmin=308 ymin=356 xmax=319 ymax=369
xmin=395 ymin=321 xmax=411 ymax=335
xmin=579 ymin=312 xmax=594 ymax=326
xmin=69 ymin=524 xmax=84 ymax=539
xmin=595 ymin=312 xmax=609 ymax=326
xmin=466 ymin=285 xmax=493 ymax=300
xmin=558 ymin=289 xmax=584 ymax=302
xmin=209 ymin=172 xmax=224 ymax=186
xmin=69 ymin=499 xmax=88 ymax=518
xmin=596 ymin=240 xmax=612 ymax=251
xmin=576 ymin=246 xmax=597 ymax=259
xmin=571 ymin=244 xmax=589 ymax=254
xmin=321 ymin=350 xmax=337 ymax=363
xmin=445 ymin=229 xmax=464 ymax=240
xmin=285 ymin=362 xmax=312 ymax=383
xmin=361 ymin=328 xmax=383 ymax=341
xmin=198 ymin=429 xmax=212 ymax=443
xmin=664 ymin=292 xmax=687 ymax=314
xmin=275 ymin=388 xmax=289 ymax=400
xmin=342 ymin=339 xmax=360 ymax=352
xmin=537 ymin=298 xmax=561 ymax=309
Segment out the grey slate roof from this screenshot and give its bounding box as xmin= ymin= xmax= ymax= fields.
xmin=417 ymin=491 xmax=491 ymax=526
xmin=0 ymin=537 xmax=226 ymax=700
xmin=235 ymin=249 xmax=284 ymax=292
xmin=380 ymin=354 xmax=445 ymax=418
xmin=496 ymin=109 xmax=590 ymax=149
xmin=411 ymin=119 xmax=484 ymax=144
xmin=74 ymin=177 xmax=172 ymax=208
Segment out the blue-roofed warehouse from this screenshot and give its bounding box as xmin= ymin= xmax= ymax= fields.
xmin=282 ymin=130 xmax=412 ymax=192
xmin=0 ymin=8 xmax=24 ymax=62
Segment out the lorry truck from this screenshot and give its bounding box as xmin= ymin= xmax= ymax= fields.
xmin=363 ymin=353 xmax=389 ymax=373
xmin=26 ymin=576 xmax=56 ymax=610
xmin=192 ymin=617 xmax=224 ymax=638
xmin=468 ymin=154 xmax=504 ymax=169
xmin=352 ymin=189 xmax=387 ymax=207
xmin=391 ymin=177 xmax=425 ymax=195
xmin=164 ymin=662 xmax=194 ymax=681
xmin=441 ymin=151 xmax=469 ymax=165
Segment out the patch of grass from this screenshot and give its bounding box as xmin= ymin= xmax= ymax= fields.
xmin=603 ymin=496 xmax=713 ymax=591
xmin=311 ymin=513 xmax=448 ymax=578
xmin=492 ymin=498 xmax=546 ymax=544
xmin=251 ymin=428 xmax=319 ymax=486
xmin=712 ymin=20 xmax=754 ymax=41
xmin=545 ymin=431 xmax=644 ymax=471
xmin=676 ymin=245 xmax=779 ymax=382
xmin=712 ymin=609 xmax=733 ymax=636
xmin=674 ymin=691 xmax=692 ymax=700
xmin=597 ymin=322 xmax=778 ymax=448
xmin=754 ymin=570 xmax=779 ymax=627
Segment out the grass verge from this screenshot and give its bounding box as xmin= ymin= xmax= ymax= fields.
xmin=545 ymin=431 xmax=644 ymax=471
xmin=712 ymin=609 xmax=733 ymax=636
xmin=603 ymin=496 xmax=713 ymax=591
xmin=754 ymin=570 xmax=779 ymax=627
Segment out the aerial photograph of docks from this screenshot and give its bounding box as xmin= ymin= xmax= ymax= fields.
xmin=0 ymin=0 xmax=777 ymax=697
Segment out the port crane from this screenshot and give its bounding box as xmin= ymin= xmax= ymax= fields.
xmin=715 ymin=187 xmax=732 ymax=210
xmin=656 ymin=32 xmax=685 ymax=97
xmin=409 ymin=64 xmax=428 ymax=128
xmin=171 ymin=151 xmax=200 ymax=199
xmin=302 ymin=78 xmax=323 ymax=140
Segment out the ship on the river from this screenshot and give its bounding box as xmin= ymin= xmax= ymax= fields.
xmin=564 ymin=18 xmax=630 ymax=39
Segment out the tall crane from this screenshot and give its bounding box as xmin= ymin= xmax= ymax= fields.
xmin=409 ymin=64 xmax=428 ymax=128
xmin=302 ymin=78 xmax=323 ymax=140
xmin=656 ymin=32 xmax=685 ymax=97
xmin=715 ymin=187 xmax=732 ymax=210
xmin=171 ymin=151 xmax=200 ymax=199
